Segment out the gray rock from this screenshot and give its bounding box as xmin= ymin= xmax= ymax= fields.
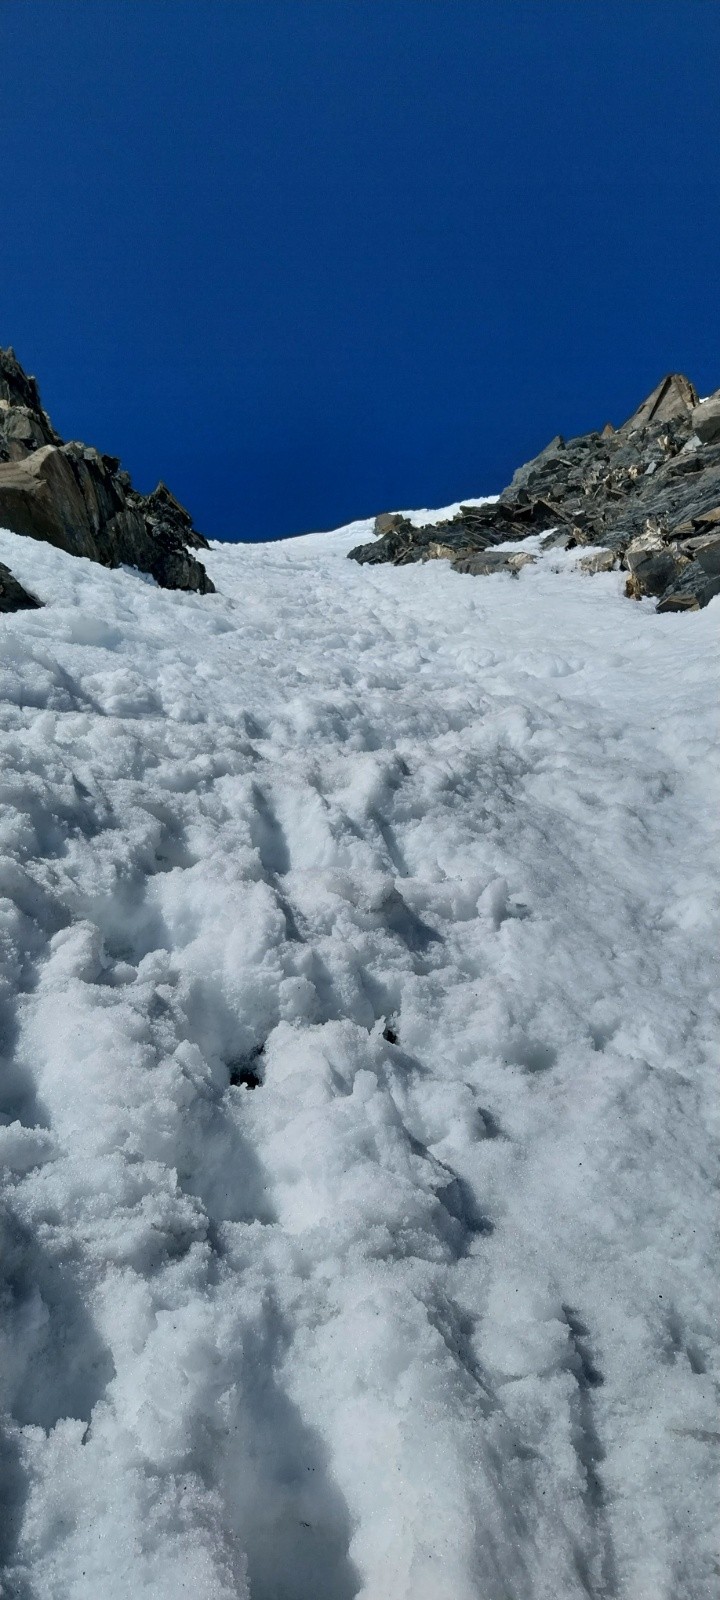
xmin=691 ymin=393 xmax=720 ymax=445
xmin=687 ymin=530 xmax=720 ymax=578
xmin=623 ymin=529 xmax=688 ymax=600
xmin=655 ymin=559 xmax=720 ymax=613
xmin=540 ymin=529 xmax=575 ymax=550
xmin=0 ymin=348 xmax=60 ymax=443
xmin=0 ymin=403 xmax=52 ymax=459
xmin=349 ymin=369 xmax=720 ymax=612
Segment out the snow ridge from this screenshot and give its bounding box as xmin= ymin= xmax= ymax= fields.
xmin=0 ymin=521 xmax=718 ymax=1599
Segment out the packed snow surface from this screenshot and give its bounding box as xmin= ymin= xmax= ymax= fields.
xmin=0 ymin=517 xmax=717 ymax=1600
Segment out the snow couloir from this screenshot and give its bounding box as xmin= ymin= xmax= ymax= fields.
xmin=0 ymin=512 xmax=717 ymax=1599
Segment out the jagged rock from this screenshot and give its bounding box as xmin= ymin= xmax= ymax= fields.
xmin=0 ymin=348 xmax=61 ymax=444
xmin=142 ymin=481 xmax=210 ymax=552
xmin=624 ymin=530 xmax=688 ymax=600
xmin=691 ymin=393 xmax=720 ymax=445
xmin=350 ymin=371 xmax=720 ymax=612
xmin=0 ymin=561 xmax=43 ymax=613
xmin=0 ymin=348 xmax=213 ymax=594
xmin=619 ymin=373 xmax=697 ymax=433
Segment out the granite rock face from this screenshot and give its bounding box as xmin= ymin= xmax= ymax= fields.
xmin=349 ymin=373 xmax=720 ymax=611
xmin=0 ymin=347 xmax=213 ymax=595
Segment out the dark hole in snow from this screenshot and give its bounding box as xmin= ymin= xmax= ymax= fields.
xmin=383 ymin=1026 xmax=398 ymax=1044
xmin=229 ymin=1043 xmax=265 ymax=1089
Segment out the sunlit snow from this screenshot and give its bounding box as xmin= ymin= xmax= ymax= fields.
xmin=0 ymin=518 xmax=717 ymax=1600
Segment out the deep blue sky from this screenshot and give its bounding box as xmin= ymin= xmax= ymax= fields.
xmin=1 ymin=1 xmax=719 ymax=541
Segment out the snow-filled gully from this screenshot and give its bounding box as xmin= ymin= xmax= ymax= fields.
xmin=0 ymin=521 xmax=717 ymax=1599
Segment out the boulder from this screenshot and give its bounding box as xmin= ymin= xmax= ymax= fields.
xmin=691 ymin=393 xmax=720 ymax=445
xmin=623 ymin=530 xmax=687 ymax=600
xmin=374 ymin=512 xmax=405 ymax=536
xmin=656 ymin=592 xmax=701 ymax=613
xmin=0 ymin=561 xmax=43 ymax=613
xmin=655 ymin=558 xmax=720 ymax=613
xmin=579 ymin=550 xmax=616 ymax=574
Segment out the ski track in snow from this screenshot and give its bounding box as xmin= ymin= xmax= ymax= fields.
xmin=0 ymin=518 xmax=717 ymax=1600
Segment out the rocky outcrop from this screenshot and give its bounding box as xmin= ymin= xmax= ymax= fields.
xmin=619 ymin=373 xmax=697 ymax=433
xmin=0 ymin=347 xmax=213 ymax=595
xmin=349 ymin=373 xmax=720 ymax=612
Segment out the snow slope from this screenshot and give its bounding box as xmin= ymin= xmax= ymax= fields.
xmin=0 ymin=518 xmax=717 ymax=1600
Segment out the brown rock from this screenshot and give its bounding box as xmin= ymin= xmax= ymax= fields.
xmin=656 ymin=592 xmax=701 ymax=613
xmin=620 ymin=373 xmax=698 ymax=434
xmin=0 ymin=446 xmax=101 ymax=558
xmin=579 ymin=550 xmax=616 ymax=574
xmin=374 ymin=512 xmax=405 ymax=536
